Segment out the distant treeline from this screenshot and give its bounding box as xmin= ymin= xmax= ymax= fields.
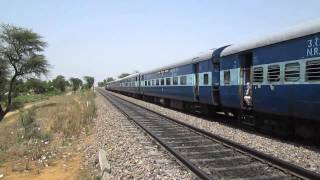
xmin=10 ymin=76 xmax=95 ymax=95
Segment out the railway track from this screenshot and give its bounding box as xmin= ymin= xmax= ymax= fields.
xmin=98 ymin=89 xmax=320 ymax=180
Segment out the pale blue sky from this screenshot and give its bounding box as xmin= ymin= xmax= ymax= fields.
xmin=1 ymin=0 xmax=319 ymax=82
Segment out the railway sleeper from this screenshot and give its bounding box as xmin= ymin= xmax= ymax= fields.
xmin=183 ymin=151 xmax=240 ymax=159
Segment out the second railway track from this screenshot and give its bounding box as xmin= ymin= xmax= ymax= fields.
xmin=98 ymin=89 xmax=320 ymax=180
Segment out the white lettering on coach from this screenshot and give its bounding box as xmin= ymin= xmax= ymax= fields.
xmin=306 ymin=36 xmax=320 ymax=57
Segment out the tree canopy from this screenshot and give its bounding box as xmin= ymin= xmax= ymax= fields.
xmin=25 ymin=78 xmax=48 ymax=94
xmin=69 ymin=78 xmax=82 ymax=91
xmin=52 ymin=75 xmax=67 ymax=92
xmin=106 ymin=77 xmax=114 ymax=82
xmin=0 ymin=24 xmax=49 ymax=121
xmin=97 ymin=77 xmax=115 ymax=87
xmin=0 ymin=60 xmax=9 ymax=100
xmin=83 ymin=76 xmax=94 ymax=89
xmin=118 ymin=73 xmax=130 ymax=79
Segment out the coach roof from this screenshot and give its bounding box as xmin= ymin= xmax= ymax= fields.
xmin=221 ymin=19 xmax=320 ymax=57
xmin=107 ymin=73 xmax=140 ymax=84
xmin=141 ymin=49 xmax=215 ymax=75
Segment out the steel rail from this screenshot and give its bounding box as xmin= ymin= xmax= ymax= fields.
xmin=98 ymin=89 xmax=320 ymax=180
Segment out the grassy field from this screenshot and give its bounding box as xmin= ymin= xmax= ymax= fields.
xmin=14 ymin=91 xmax=61 ymax=104
xmin=0 ymin=90 xmax=96 ymax=179
xmin=8 ymin=91 xmax=63 ymax=110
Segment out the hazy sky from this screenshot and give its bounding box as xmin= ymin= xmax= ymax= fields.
xmin=1 ymin=0 xmax=320 ymax=83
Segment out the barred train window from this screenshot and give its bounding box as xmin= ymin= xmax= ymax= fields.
xmin=267 ymin=65 xmax=280 ymax=82
xmin=156 ymin=79 xmax=159 ymax=86
xmin=253 ymin=67 xmax=263 ymax=83
xmin=285 ymin=63 xmax=300 ymax=82
xmin=166 ymin=78 xmax=171 ymax=85
xmin=161 ymin=79 xmax=165 ymax=85
xmin=306 ymin=60 xmax=320 ymax=81
xmin=224 ymin=70 xmax=230 ymax=84
xmin=180 ymin=76 xmax=187 ymax=85
xmin=203 ymin=74 xmax=209 ymax=85
xmin=173 ymin=77 xmax=178 ymax=85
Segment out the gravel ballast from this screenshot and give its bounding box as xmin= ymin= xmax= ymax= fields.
xmin=85 ymin=93 xmax=194 ymax=179
xmin=107 ymin=90 xmax=320 ymax=174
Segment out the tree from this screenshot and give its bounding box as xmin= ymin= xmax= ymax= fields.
xmin=118 ymin=73 xmax=130 ymax=79
xmin=0 ymin=60 xmax=9 ymax=101
xmin=46 ymin=80 xmax=55 ymax=92
xmin=69 ymin=78 xmax=82 ymax=91
xmin=83 ymin=76 xmax=94 ymax=89
xmin=97 ymin=81 xmax=105 ymax=87
xmin=97 ymin=77 xmax=114 ymax=87
xmin=52 ymin=75 xmax=67 ymax=92
xmin=0 ymin=24 xmax=49 ymax=121
xmin=106 ymin=77 xmax=114 ymax=82
xmin=12 ymin=79 xmax=27 ymax=97
xmin=25 ymin=78 xmax=47 ymax=94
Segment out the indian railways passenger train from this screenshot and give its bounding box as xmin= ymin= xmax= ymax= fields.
xmin=106 ymin=20 xmax=320 ymax=139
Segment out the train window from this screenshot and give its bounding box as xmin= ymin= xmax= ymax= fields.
xmin=203 ymin=74 xmax=209 ymax=85
xmin=306 ymin=60 xmax=320 ymax=81
xmin=144 ymin=81 xmax=147 ymax=86
xmin=148 ymin=81 xmax=151 ymax=86
xmin=224 ymin=70 xmax=230 ymax=85
xmin=180 ymin=76 xmax=187 ymax=85
xmin=166 ymin=78 xmax=171 ymax=85
xmin=161 ymin=79 xmax=165 ymax=85
xmin=267 ymin=65 xmax=280 ymax=82
xmin=173 ymin=77 xmax=178 ymax=85
xmin=156 ymin=79 xmax=159 ymax=86
xmin=253 ymin=67 xmax=263 ymax=83
xmin=285 ymin=63 xmax=300 ymax=82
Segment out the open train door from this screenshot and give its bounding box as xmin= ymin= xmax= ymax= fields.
xmin=239 ymin=52 xmax=253 ymax=110
xmin=193 ymin=63 xmax=200 ymax=102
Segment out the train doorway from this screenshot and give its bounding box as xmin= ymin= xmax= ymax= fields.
xmin=239 ymin=52 xmax=253 ymax=109
xmin=193 ymin=63 xmax=200 ymax=101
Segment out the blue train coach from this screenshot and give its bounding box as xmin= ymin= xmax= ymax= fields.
xmin=219 ymin=20 xmax=320 ymax=136
xmin=139 ymin=49 xmax=222 ymax=111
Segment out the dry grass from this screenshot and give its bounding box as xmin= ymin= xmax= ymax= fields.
xmin=0 ymin=90 xmax=96 ymax=179
xmin=37 ymin=90 xmax=96 ymax=137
